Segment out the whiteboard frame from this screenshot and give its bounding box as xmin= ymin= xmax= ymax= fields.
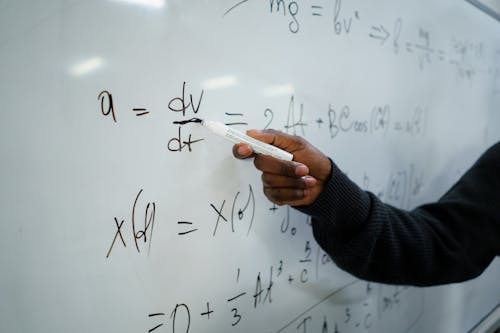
xmin=468 ymin=304 xmax=500 ymax=333
xmin=466 ymin=0 xmax=500 ymax=21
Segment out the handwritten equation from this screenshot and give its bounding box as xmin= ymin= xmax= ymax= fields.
xmin=145 ymin=274 xmax=424 ymax=333
xmin=105 ymin=161 xmax=425 ymax=259
xmin=105 ymin=184 xmax=256 ymax=258
xmin=98 ymin=83 xmax=432 ymax=161
xmin=223 ymin=0 xmax=499 ymax=79
xmin=262 ymin=95 xmax=429 ymax=141
xmin=97 ymin=81 xmax=256 ymax=155
xmin=224 ymin=0 xmax=360 ymax=35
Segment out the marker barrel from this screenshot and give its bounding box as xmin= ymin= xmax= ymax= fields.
xmin=203 ymin=120 xmax=293 ymax=161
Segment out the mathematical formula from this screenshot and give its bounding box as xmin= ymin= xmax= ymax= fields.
xmin=223 ymin=0 xmax=499 ymax=79
xmin=93 ymin=3 xmax=500 ymax=333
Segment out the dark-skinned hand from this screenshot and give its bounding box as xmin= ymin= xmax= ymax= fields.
xmin=233 ymin=129 xmax=332 ymax=206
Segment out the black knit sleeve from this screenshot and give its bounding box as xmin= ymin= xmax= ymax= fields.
xmin=295 ymin=142 xmax=500 ymax=286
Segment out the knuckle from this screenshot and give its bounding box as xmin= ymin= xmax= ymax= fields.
xmin=295 ymin=136 xmax=307 ymax=149
xmin=296 ymin=178 xmax=307 ymax=189
xmin=280 ymin=162 xmax=295 ymax=177
xmin=264 ymin=128 xmax=281 ymax=135
xmin=253 ymin=156 xmax=263 ymax=170
xmin=263 ymin=187 xmax=275 ymax=202
xmin=264 ymin=187 xmax=282 ymax=205
xmin=261 ymin=173 xmax=272 ymax=185
xmin=295 ymin=189 xmax=306 ymax=199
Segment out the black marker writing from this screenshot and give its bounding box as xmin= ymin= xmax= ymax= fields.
xmin=172 ymin=118 xmax=203 ymax=125
xmin=133 ymin=108 xmax=149 ymax=116
xmin=167 ymin=126 xmax=204 ymax=152
xmin=177 ymin=221 xmax=198 ymax=236
xmin=171 ymin=304 xmax=191 ymax=333
xmin=106 ymin=218 xmax=126 ymax=258
xmin=131 ymin=189 xmax=156 ymax=255
xmin=98 ymin=90 xmax=117 ymax=123
xmin=168 ymin=81 xmax=204 ymax=117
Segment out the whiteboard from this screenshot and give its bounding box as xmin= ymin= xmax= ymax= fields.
xmin=0 ymin=0 xmax=499 ymax=332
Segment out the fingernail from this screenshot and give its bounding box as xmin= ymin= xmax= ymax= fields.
xmin=304 ymin=176 xmax=317 ymax=187
xmin=295 ymin=164 xmax=309 ymax=176
xmin=238 ymin=145 xmax=251 ymax=156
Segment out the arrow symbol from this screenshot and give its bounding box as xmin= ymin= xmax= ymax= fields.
xmin=369 ymin=25 xmax=390 ymax=45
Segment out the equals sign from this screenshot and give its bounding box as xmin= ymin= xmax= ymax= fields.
xmin=133 ymin=108 xmax=149 ymax=116
xmin=311 ymin=5 xmax=323 ymax=16
xmin=225 ymin=112 xmax=248 ymax=126
xmin=177 ymin=221 xmax=198 ymax=236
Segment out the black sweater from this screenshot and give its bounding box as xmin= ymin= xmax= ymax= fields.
xmin=296 ymin=142 xmax=500 ymax=286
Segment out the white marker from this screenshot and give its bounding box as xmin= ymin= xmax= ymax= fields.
xmin=202 ymin=120 xmax=293 ymax=161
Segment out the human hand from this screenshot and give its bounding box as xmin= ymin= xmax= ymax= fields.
xmin=233 ymin=129 xmax=332 ymax=206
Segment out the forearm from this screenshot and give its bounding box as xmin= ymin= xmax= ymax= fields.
xmin=296 ymin=143 xmax=500 ymax=286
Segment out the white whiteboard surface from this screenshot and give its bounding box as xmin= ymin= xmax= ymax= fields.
xmin=0 ymin=1 xmax=499 ymax=332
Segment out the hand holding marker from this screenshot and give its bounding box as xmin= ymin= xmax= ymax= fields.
xmin=177 ymin=118 xmax=294 ymax=161
xmin=175 ymin=117 xmax=332 ymax=207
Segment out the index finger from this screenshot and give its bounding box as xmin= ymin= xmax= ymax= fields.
xmin=246 ymin=129 xmax=304 ymax=152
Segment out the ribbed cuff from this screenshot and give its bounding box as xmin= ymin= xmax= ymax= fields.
xmin=294 ymin=159 xmax=372 ymax=231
